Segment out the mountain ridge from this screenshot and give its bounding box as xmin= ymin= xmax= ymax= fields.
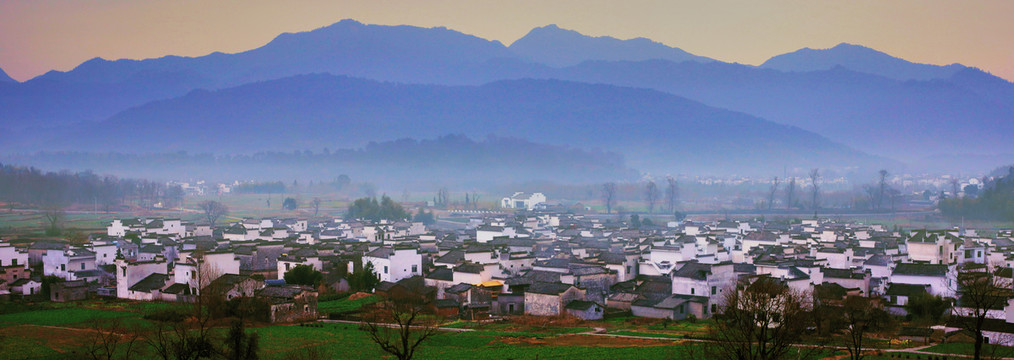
xmin=1 ymin=19 xmax=1011 ymax=174
xmin=760 ymin=42 xmax=968 ymax=81
xmin=0 ymin=67 xmax=15 ymax=83
xmin=508 ymin=24 xmax=712 ymax=67
xmin=17 ymin=74 xmax=891 ymax=176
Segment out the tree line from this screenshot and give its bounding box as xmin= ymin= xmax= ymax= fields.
xmin=0 ymin=163 xmax=182 ymax=211
xmin=940 ymin=166 xmax=1014 ymax=221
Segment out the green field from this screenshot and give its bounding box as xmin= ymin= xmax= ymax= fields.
xmin=0 ymin=301 xmax=971 ymax=360
xmin=317 ymin=294 xmax=380 ymax=314
xmin=0 ymin=303 xmax=702 ymax=360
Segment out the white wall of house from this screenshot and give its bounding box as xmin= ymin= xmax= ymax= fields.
xmin=464 ymin=251 xmax=497 ymax=265
xmin=0 ymin=243 xmax=28 ymax=268
xmin=453 ymin=271 xmax=485 ymax=285
xmin=364 ymin=248 xmax=422 ymax=283
xmin=203 ymin=252 xmax=241 ymax=277
xmin=115 ymin=259 xmax=168 ymax=299
xmin=107 ymin=220 xmax=128 ymax=237
xmin=907 ymin=242 xmax=953 ymax=265
xmin=174 ymin=262 xmax=199 ymax=294
xmin=815 ymin=248 xmax=853 ymax=269
xmin=42 ymin=249 xmax=70 ymax=278
xmin=91 ymin=244 xmax=118 ymax=265
xmin=889 ymin=274 xmax=953 ymax=298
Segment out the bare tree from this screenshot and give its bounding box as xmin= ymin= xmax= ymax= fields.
xmin=877 ymin=170 xmax=889 ymax=210
xmin=664 ymin=176 xmax=679 ymax=213
xmin=645 ymin=180 xmax=659 ymax=214
xmin=362 ymin=296 xmax=441 ymax=360
xmin=602 ymin=182 xmax=617 ymax=214
xmin=78 ymin=317 xmax=142 ymax=360
xmin=952 ymin=263 xmax=1014 ymax=360
xmin=839 ymin=296 xmax=890 ymax=360
xmin=311 ymin=197 xmax=322 ymax=218
xmin=146 ymin=254 xmax=224 ymax=360
xmin=470 ymin=193 xmax=480 ymax=210
xmin=785 ymin=177 xmax=797 ymax=210
xmin=705 ymin=277 xmax=815 ymax=360
xmin=862 ymin=184 xmax=877 ymax=210
xmin=809 ymin=168 xmax=820 ymax=210
xmin=436 ymin=188 xmax=449 ymax=208
xmin=197 ymin=200 xmax=228 ymax=228
xmin=42 ymin=207 xmax=66 ymax=235
xmin=888 ymin=188 xmax=901 ymax=213
xmin=767 ymin=176 xmax=780 ymax=211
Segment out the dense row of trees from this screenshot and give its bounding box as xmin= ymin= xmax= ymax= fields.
xmin=0 ymin=163 xmax=183 ymax=210
xmin=232 ymin=181 xmax=286 ymax=194
xmin=346 ymin=196 xmax=409 ymax=222
xmin=940 ymin=167 xmax=1014 ymax=221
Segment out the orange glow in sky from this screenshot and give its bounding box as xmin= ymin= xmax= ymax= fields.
xmin=1 ymin=0 xmax=1012 ymax=81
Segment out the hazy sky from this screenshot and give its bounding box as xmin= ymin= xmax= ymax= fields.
xmin=1 ymin=0 xmax=1012 ymax=82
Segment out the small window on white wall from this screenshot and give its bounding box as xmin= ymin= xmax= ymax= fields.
xmin=384 ymin=266 xmax=389 ymax=274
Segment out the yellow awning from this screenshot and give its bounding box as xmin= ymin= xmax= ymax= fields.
xmin=476 ymin=280 xmax=504 ymax=288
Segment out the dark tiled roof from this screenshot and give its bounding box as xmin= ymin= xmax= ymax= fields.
xmin=129 ymin=273 xmax=169 ymax=292
xmin=435 ymin=250 xmax=464 ymax=264
xmin=256 ymin=285 xmax=313 ymax=303
xmin=454 ymin=262 xmax=485 ymax=274
xmin=434 ymin=299 xmax=459 ymax=308
xmin=522 ymin=270 xmax=563 ymax=283
xmin=885 ymin=283 xmax=930 ymax=297
xmin=865 ymin=254 xmax=892 ymax=266
xmin=823 ymin=268 xmax=867 ymax=280
xmin=163 ymin=283 xmax=193 ymax=295
xmin=672 ymin=262 xmax=712 ymax=280
xmin=744 ymin=231 xmax=778 ymax=241
xmin=534 ymin=258 xmax=571 ymax=269
xmin=426 ymin=268 xmax=453 ymax=281
xmin=526 ymin=281 xmax=574 ymax=295
xmin=734 ymin=263 xmax=757 ymax=274
xmin=365 ymin=247 xmax=394 ymax=259
xmin=564 ymin=300 xmax=599 ymax=311
xmin=446 ymin=283 xmax=473 ymax=294
xmin=892 ymin=263 xmax=948 ymax=277
xmin=571 ymin=265 xmax=609 ymax=276
xmin=375 ymin=281 xmax=397 ymax=292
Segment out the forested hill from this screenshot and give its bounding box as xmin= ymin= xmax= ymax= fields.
xmin=2 ymin=135 xmax=637 ymax=187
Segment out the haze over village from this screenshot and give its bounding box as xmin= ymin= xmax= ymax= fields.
xmin=2 ymin=2 xmax=1014 ymax=360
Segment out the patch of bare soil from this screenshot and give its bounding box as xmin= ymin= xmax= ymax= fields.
xmin=497 ymin=334 xmax=677 ymax=347
xmin=347 ymin=292 xmax=372 ymax=301
xmin=506 ymin=315 xmax=585 ymax=327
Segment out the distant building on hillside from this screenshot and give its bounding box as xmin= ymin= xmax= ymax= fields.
xmin=501 ymin=192 xmax=547 ymax=210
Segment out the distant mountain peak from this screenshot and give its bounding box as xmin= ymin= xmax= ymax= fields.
xmin=0 ymin=66 xmax=16 ymax=83
xmin=509 ymin=24 xmax=712 ymax=67
xmin=761 ymin=43 xmax=966 ymax=81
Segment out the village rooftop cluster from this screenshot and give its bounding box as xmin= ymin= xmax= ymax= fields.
xmin=3 ymin=204 xmax=1014 ymax=341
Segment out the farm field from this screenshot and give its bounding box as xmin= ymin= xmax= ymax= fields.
xmin=0 ymin=300 xmax=703 ymax=360
xmin=0 ymin=299 xmax=995 ymax=360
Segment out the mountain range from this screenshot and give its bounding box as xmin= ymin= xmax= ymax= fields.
xmin=1 ymin=19 xmax=1011 ymax=176
xmin=508 ymin=24 xmax=714 ymax=67
xmin=760 ymin=43 xmax=968 ymax=81
xmin=17 ymin=75 xmax=887 ymax=176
